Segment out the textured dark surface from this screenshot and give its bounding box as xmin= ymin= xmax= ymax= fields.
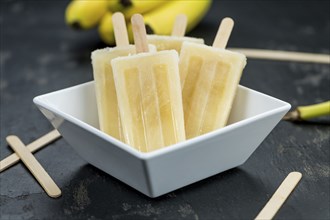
xmin=1 ymin=0 xmax=329 ymax=219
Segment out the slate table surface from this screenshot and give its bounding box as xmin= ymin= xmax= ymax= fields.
xmin=1 ymin=0 xmax=329 ymax=219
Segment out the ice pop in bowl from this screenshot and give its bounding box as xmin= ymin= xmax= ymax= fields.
xmin=91 ymin=12 xmax=156 ymax=140
xmin=111 ymin=14 xmax=186 ymax=152
xmin=180 ymin=18 xmax=247 ymax=139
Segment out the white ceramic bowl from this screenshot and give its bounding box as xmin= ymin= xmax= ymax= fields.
xmin=34 ymin=81 xmax=290 ymax=198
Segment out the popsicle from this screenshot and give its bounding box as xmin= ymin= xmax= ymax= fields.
xmin=180 ymin=17 xmax=247 ymax=139
xmin=146 ymin=14 xmax=204 ymax=53
xmin=91 ymin=12 xmax=155 ymax=140
xmin=111 ymin=14 xmax=186 ymax=152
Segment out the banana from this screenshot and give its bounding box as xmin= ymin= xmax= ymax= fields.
xmin=284 ymin=101 xmax=330 ymax=121
xmin=66 ymin=0 xmax=108 ymax=30
xmin=298 ymin=101 xmax=330 ymax=119
xmin=108 ymin=0 xmax=167 ymax=18
xmin=98 ymin=11 xmax=116 ymax=45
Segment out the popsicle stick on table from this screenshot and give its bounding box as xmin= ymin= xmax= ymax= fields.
xmin=229 ymin=48 xmax=330 ymax=64
xmin=6 ymin=135 xmax=61 ymax=198
xmin=171 ymin=14 xmax=187 ymax=37
xmin=0 ymin=129 xmax=61 ymax=172
xmin=255 ymin=172 xmax=302 ymax=220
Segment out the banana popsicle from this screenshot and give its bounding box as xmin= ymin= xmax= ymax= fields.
xmin=112 ymin=14 xmax=186 ymax=152
xmin=180 ymin=18 xmax=247 ymax=139
xmin=91 ymin=12 xmax=155 ymax=140
xmin=147 ymin=14 xmax=204 ymax=53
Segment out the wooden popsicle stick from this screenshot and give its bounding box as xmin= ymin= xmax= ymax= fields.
xmin=229 ymin=48 xmax=330 ymax=64
xmin=255 ymin=172 xmax=302 ymax=220
xmin=112 ymin=12 xmax=129 ymax=47
xmin=212 ymin=17 xmax=234 ymax=49
xmin=131 ymin=14 xmax=149 ymax=53
xmin=6 ymin=135 xmax=62 ymax=198
xmin=171 ymin=14 xmax=187 ymax=37
xmin=0 ymin=129 xmax=61 ymax=173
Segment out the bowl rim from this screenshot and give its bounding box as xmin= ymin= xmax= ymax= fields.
xmin=33 ymin=81 xmax=291 ymax=160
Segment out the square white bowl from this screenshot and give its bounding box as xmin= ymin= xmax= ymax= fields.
xmin=33 ymin=81 xmax=290 ymax=198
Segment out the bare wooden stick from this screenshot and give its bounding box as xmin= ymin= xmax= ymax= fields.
xmin=112 ymin=12 xmax=129 ymax=47
xmin=131 ymin=14 xmax=149 ymax=53
xmin=171 ymin=14 xmax=187 ymax=37
xmin=255 ymin=172 xmax=302 ymax=220
xmin=0 ymin=129 xmax=61 ymax=173
xmin=212 ymin=17 xmax=234 ymax=49
xmin=229 ymin=48 xmax=330 ymax=64
xmin=6 ymin=135 xmax=62 ymax=198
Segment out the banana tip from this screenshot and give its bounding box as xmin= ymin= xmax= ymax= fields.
xmin=283 ymin=110 xmax=300 ymax=121
xmin=68 ymin=21 xmax=83 ymax=30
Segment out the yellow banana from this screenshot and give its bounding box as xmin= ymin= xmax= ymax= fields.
xmin=299 ymin=101 xmax=330 ymax=119
xmin=145 ymin=0 xmax=211 ymax=34
xmin=283 ymin=101 xmax=330 ymax=121
xmin=66 ymin=0 xmax=108 ymax=30
xmin=108 ymin=0 xmax=167 ymax=18
xmin=98 ymin=11 xmax=116 ymax=45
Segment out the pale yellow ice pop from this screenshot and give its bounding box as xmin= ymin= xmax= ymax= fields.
xmin=147 ymin=14 xmax=204 ymax=53
xmin=180 ymin=18 xmax=247 ymax=139
xmin=112 ymin=14 xmax=186 ymax=152
xmin=91 ymin=12 xmax=155 ymax=140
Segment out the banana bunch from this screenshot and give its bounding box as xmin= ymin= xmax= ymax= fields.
xmin=65 ymin=0 xmax=212 ymax=45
